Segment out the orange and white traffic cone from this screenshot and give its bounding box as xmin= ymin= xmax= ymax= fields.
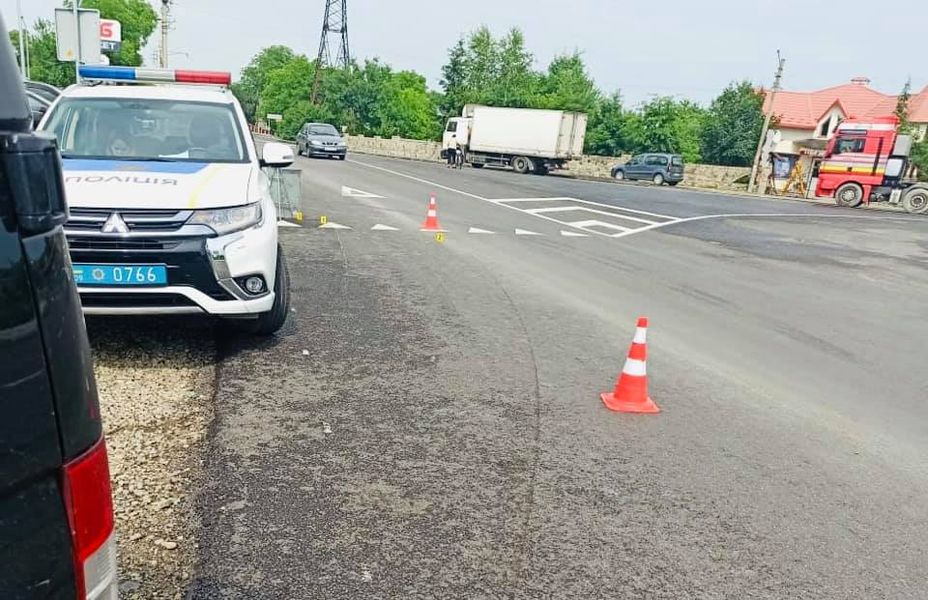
xmin=601 ymin=317 xmax=660 ymax=414
xmin=420 ymin=193 xmax=445 ymax=232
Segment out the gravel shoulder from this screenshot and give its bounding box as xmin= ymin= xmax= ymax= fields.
xmin=87 ymin=317 xmax=217 ymax=600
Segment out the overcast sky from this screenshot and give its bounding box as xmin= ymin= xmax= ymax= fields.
xmin=3 ymin=0 xmax=926 ymax=105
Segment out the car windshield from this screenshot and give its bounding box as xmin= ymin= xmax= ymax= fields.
xmin=309 ymin=124 xmax=339 ymax=136
xmin=43 ymin=98 xmax=247 ymax=163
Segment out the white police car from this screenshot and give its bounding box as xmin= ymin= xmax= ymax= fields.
xmin=40 ymin=66 xmax=294 ymax=334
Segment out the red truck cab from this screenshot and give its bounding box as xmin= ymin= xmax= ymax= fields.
xmin=815 ymin=116 xmax=928 ymax=213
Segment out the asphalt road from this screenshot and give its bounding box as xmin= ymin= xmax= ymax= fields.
xmin=191 ymin=154 xmax=928 ymax=598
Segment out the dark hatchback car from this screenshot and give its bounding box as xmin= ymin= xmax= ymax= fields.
xmin=295 ymin=122 xmax=347 ymax=159
xmin=0 ymin=16 xmax=118 ymax=600
xmin=611 ymin=152 xmax=685 ymax=186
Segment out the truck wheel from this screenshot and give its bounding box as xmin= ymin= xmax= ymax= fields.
xmin=512 ymin=156 xmax=531 ymax=174
xmin=239 ymin=245 xmax=291 ymax=336
xmin=902 ymin=186 xmax=928 ymax=214
xmin=531 ymin=159 xmax=549 ymax=175
xmin=835 ymin=182 xmax=864 ymax=208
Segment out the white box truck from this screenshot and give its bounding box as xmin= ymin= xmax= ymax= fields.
xmin=441 ymin=105 xmax=587 ymax=175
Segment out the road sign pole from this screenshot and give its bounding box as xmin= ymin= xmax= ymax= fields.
xmin=73 ymin=0 xmax=81 ymax=82
xmin=16 ymin=0 xmax=26 ymax=78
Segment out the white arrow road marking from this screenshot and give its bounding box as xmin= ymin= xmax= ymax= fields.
xmin=341 ymin=185 xmax=384 ymax=198
xmin=514 ymin=229 xmax=543 ymax=236
xmin=468 ymin=227 xmax=495 ymax=234
xmin=277 ymin=220 xmax=301 ymax=228
xmin=560 ymin=230 xmax=589 ymax=237
xmin=371 ymin=223 xmax=399 ymax=231
xmin=319 ymin=222 xmax=352 ymax=230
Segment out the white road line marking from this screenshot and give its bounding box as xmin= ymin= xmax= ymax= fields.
xmin=561 ymin=230 xmax=589 ymax=237
xmin=348 ymin=159 xmax=617 ymax=237
xmin=468 ymin=227 xmax=495 ymax=234
xmin=553 ymin=197 xmax=680 ymax=220
xmin=568 ymin=219 xmax=631 ymax=233
xmin=609 ymin=212 xmax=923 ymax=238
xmin=348 ymin=159 xmax=488 ymax=200
xmin=514 ymin=229 xmax=543 ymax=236
xmin=319 ymin=222 xmax=352 ymax=230
xmin=347 ymin=159 xmax=920 ymax=240
xmin=277 ymin=220 xmax=301 ymax=228
xmin=527 ymin=206 xmax=585 ymax=214
xmin=371 ymin=223 xmax=399 ymax=231
xmin=341 ymin=185 xmax=384 ymax=198
xmin=493 ymin=197 xmax=565 ymax=203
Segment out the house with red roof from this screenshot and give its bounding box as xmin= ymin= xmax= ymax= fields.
xmin=761 ymin=78 xmax=928 ymax=192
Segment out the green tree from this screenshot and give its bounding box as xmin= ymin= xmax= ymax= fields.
xmin=462 ymin=26 xmax=498 ymax=103
xmin=699 ymin=81 xmax=764 ymax=166
xmin=376 ymin=71 xmax=440 ymax=140
xmin=232 ymin=45 xmax=298 ymax=123
xmin=635 ymin=96 xmax=705 ymax=162
xmin=10 ymin=19 xmax=74 ymax=87
xmin=257 ymin=55 xmax=315 ymax=138
xmin=537 ymin=53 xmax=599 ymax=113
xmin=585 ymin=92 xmax=632 ymax=156
xmin=78 ymin=0 xmax=158 ymax=66
xmin=439 ymin=39 xmax=468 ymax=117
xmin=488 ymin=28 xmax=538 ymax=107
xmin=895 ymin=78 xmax=913 ymax=134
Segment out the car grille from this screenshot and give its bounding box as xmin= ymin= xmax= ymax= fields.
xmin=67 ymin=208 xmax=192 ymax=233
xmin=67 ymin=238 xmax=182 ymax=251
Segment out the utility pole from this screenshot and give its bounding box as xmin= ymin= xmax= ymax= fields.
xmin=748 ymin=51 xmax=785 ymax=194
xmin=159 ymin=0 xmax=172 ymax=68
xmin=311 ymin=0 xmax=350 ymax=104
xmin=16 ymin=0 xmax=26 ymax=78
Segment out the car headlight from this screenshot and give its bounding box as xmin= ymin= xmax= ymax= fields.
xmin=188 ymin=203 xmax=262 ymax=235
xmin=310 ymin=140 xmax=323 ymax=146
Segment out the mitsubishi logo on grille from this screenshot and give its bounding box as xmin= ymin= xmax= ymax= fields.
xmin=101 ymin=212 xmax=130 ymax=234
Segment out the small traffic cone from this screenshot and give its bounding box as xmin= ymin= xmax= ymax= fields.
xmin=420 ymin=193 xmax=445 ymax=232
xmin=601 ymin=317 xmax=660 ymax=414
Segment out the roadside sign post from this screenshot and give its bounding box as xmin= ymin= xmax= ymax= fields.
xmin=55 ymin=7 xmax=102 ymax=80
xmin=266 ymin=113 xmax=283 ymax=136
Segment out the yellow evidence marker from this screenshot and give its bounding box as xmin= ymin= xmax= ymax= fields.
xmin=293 ymin=210 xmax=304 ymax=223
xmin=319 ymin=215 xmax=328 ymax=225
xmin=434 ymin=232 xmax=445 ymax=243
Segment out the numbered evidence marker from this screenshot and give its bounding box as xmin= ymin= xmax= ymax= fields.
xmin=293 ymin=210 xmax=304 ymax=223
xmin=319 ymin=215 xmax=328 ymax=225
xmin=434 ymin=232 xmax=445 ymax=243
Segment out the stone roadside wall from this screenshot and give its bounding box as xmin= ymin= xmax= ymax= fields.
xmin=345 ymin=134 xmax=751 ymax=191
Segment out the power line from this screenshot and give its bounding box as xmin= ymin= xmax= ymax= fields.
xmin=311 ymin=0 xmax=350 ymax=104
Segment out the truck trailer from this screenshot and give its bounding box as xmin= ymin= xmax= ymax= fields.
xmin=441 ymin=105 xmax=587 ymax=175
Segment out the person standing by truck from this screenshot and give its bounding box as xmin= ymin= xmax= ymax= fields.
xmin=446 ymin=133 xmax=463 ymax=168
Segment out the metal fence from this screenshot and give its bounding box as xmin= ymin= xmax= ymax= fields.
xmin=266 ymin=167 xmax=303 ymax=221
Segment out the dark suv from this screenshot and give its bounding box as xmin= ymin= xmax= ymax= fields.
xmin=611 ymin=153 xmax=685 ymax=186
xmin=0 ymin=16 xmax=118 ymax=600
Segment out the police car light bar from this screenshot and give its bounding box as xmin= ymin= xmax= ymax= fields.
xmin=78 ymin=66 xmax=232 ymax=86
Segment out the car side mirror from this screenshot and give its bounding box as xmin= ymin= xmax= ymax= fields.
xmin=2 ymin=132 xmax=69 ymax=234
xmin=261 ymin=142 xmax=294 ymax=168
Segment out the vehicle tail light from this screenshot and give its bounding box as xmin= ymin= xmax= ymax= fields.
xmin=62 ymin=438 xmax=118 ymax=599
